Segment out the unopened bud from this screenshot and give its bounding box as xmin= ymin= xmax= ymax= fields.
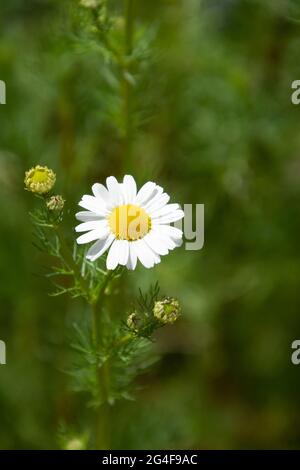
xmin=153 ymin=298 xmax=181 ymax=324
xmin=46 ymin=195 xmax=65 ymax=212
xmin=127 ymin=312 xmax=140 ymax=332
xmin=24 ymin=165 xmax=56 ymax=195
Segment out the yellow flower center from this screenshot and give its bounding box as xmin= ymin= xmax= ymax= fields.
xmin=108 ymin=204 xmax=151 ymax=241
xmin=31 ymin=168 xmax=49 ymax=183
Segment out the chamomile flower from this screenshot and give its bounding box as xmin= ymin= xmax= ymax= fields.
xmin=75 ymin=175 xmax=184 ymax=270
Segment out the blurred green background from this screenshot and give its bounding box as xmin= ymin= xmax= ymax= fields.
xmin=1 ymin=0 xmax=300 ymax=449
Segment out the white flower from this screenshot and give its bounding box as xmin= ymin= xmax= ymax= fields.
xmin=75 ymin=176 xmax=184 ymax=270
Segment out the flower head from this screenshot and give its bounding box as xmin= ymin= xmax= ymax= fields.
xmin=47 ymin=195 xmax=65 ymax=212
xmin=153 ymin=298 xmax=181 ymax=324
xmin=24 ymin=165 xmax=56 ymax=195
xmin=75 ymin=175 xmax=184 ymax=270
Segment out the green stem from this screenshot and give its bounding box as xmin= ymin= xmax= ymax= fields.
xmin=92 ymin=6 xmax=124 ymax=66
xmin=91 ymin=302 xmax=99 ymax=350
xmin=55 ymin=226 xmax=89 ymax=297
xmin=123 ymin=0 xmax=134 ymax=171
xmin=125 ymin=0 xmax=134 ymax=56
xmin=53 ymin=225 xmax=107 ymax=447
xmin=91 ymin=270 xmax=114 ymax=450
xmin=91 ymin=270 xmax=113 ymax=366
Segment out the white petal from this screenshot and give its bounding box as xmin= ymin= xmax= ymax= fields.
xmin=145 ymin=192 xmax=169 ymax=214
xmin=86 ymin=233 xmax=115 ymax=262
xmin=92 ymin=183 xmax=112 ymax=206
xmin=122 ymin=175 xmax=137 ymax=204
xmin=154 ymin=254 xmax=161 ymax=264
xmin=142 ymin=185 xmax=163 ymax=207
xmin=156 ymin=234 xmax=176 ymax=250
xmin=118 ymin=239 xmax=129 ymax=266
xmin=78 ymin=195 xmax=107 ymax=215
xmin=134 ymin=239 xmax=158 ymax=268
xmin=75 ymin=211 xmax=102 ymax=222
xmin=144 ymin=232 xmax=169 ymax=256
xmin=77 ymin=229 xmax=108 ymax=245
xmin=156 ymin=224 xmax=183 ymax=240
xmin=166 ymin=235 xmax=182 ymax=248
xmin=151 ymin=203 xmax=181 ymax=218
xmin=106 ymin=176 xmax=123 ymax=206
xmin=106 ymin=239 xmax=122 ymax=270
xmin=75 ymin=220 xmax=108 ymax=233
xmin=140 ymin=184 xmax=165 ymax=209
xmin=152 ymin=226 xmax=182 ymax=249
xmin=142 ymin=185 xmax=163 ymax=206
xmin=126 ymin=243 xmax=137 ymax=270
xmin=135 ymin=182 xmax=156 ymax=206
xmin=152 ymin=209 xmax=184 ymax=224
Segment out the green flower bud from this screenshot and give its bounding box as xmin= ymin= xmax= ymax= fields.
xmin=24 ymin=165 xmax=56 ymax=195
xmin=127 ymin=312 xmax=140 ymax=332
xmin=46 ymin=195 xmax=65 ymax=212
xmin=153 ymin=298 xmax=181 ymax=324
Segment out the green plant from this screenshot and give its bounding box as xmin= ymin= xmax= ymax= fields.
xmin=25 ymin=1 xmax=183 ymax=450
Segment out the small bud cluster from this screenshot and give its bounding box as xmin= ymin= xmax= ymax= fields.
xmin=126 ymin=298 xmax=181 ymax=338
